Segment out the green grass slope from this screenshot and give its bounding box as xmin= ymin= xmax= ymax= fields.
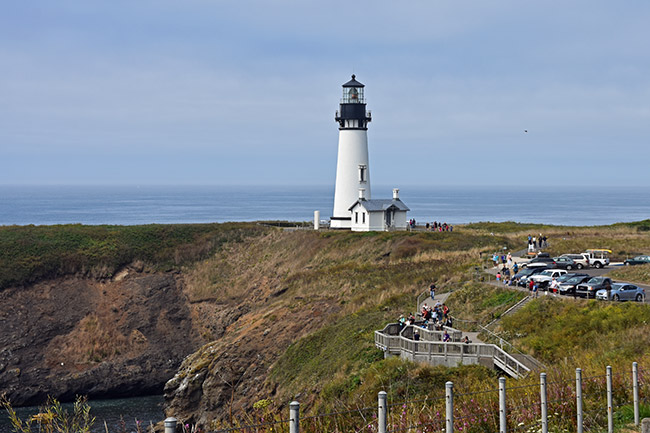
xmin=0 ymin=223 xmax=267 ymax=289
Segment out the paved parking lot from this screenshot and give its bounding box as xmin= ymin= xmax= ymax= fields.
xmin=489 ymin=257 xmax=650 ymax=303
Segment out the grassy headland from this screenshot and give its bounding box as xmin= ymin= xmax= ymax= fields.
xmin=3 ymin=221 xmax=650 ymax=432
xmin=0 ymin=222 xmax=268 ymax=289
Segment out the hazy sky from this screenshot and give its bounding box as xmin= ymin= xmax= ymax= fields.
xmin=2 ymin=1 xmax=649 ymax=187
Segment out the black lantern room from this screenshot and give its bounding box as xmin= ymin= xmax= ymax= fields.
xmin=335 ymin=75 xmax=372 ymax=130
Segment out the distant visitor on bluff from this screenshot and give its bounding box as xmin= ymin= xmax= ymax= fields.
xmin=330 ymin=75 xmax=409 ymax=232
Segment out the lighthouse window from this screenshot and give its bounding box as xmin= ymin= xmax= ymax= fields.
xmin=343 ymin=87 xmax=364 ymax=103
xmin=355 ymin=212 xmax=359 ymax=223
xmin=362 ymin=212 xmax=366 ymax=224
xmin=359 ymin=165 xmax=367 ymax=183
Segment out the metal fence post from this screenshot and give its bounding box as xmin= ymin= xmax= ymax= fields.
xmin=633 ymin=362 xmax=640 ymax=426
xmin=576 ymin=368 xmax=583 ymax=433
xmin=446 ymin=381 xmax=454 ymax=433
xmin=540 ymin=373 xmax=548 ymax=433
xmin=164 ymin=417 xmax=177 ymax=433
xmin=290 ymin=401 xmax=300 ymax=433
xmin=378 ymin=391 xmax=387 ymax=433
xmin=607 ymin=366 xmax=613 ymax=433
xmin=499 ymin=377 xmax=507 ymax=433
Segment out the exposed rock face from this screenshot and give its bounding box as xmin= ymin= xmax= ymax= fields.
xmin=162 ymin=298 xmax=339 ymax=426
xmin=0 ymin=268 xmax=201 ymax=406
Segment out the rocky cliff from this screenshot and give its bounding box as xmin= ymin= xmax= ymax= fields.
xmin=0 ymin=265 xmax=200 ymax=406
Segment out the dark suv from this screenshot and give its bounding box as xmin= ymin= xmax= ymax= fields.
xmin=576 ymin=277 xmax=613 ymax=299
xmin=558 ymin=274 xmax=592 ymax=296
xmin=514 ymin=266 xmax=549 ymax=287
xmin=528 ymin=252 xmax=555 ymax=266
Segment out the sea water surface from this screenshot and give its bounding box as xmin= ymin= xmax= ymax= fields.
xmin=0 ymin=185 xmax=649 ymax=226
xmin=0 ymin=395 xmax=163 ymax=433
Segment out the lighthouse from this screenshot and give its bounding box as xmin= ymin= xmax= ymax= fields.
xmin=330 ymin=75 xmax=373 ymax=229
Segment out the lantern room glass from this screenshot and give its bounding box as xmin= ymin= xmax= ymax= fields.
xmin=343 ymin=86 xmax=364 ymax=103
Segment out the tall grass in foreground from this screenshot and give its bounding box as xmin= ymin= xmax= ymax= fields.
xmin=193 ymin=359 xmax=650 ymax=433
xmin=5 ymin=364 xmax=648 ymax=433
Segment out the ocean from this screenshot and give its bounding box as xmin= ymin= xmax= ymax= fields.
xmin=0 ymin=395 xmax=164 ymax=433
xmin=1 ymin=185 xmax=649 ymax=226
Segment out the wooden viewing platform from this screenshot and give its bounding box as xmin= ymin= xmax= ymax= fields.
xmin=374 ymin=322 xmax=534 ymax=379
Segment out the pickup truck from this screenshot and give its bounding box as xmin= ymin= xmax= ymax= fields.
xmin=584 ymin=249 xmax=611 ymax=269
xmin=576 ymin=276 xmax=613 ymax=299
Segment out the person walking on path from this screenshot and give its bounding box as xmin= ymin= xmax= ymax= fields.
xmin=550 ymin=278 xmax=559 ymax=296
xmin=429 ymin=284 xmax=436 ymax=300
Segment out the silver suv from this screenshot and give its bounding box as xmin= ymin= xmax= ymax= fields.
xmin=560 ymin=253 xmax=590 ymax=269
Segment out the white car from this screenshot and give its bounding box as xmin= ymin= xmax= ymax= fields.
xmin=529 ymin=269 xmax=568 ymax=289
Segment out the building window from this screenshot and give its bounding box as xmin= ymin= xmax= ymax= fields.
xmin=359 ymin=165 xmax=367 ymax=183
xmin=355 ymin=212 xmax=358 ymax=223
xmin=362 ymin=212 xmax=366 ymax=224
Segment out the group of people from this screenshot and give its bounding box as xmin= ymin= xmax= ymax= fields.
xmin=426 ymin=221 xmax=453 ymax=232
xmin=527 ymin=277 xmax=561 ymax=298
xmin=405 ymin=219 xmax=455 ymax=232
xmin=397 ymin=301 xmax=453 ymax=331
xmin=413 ymin=328 xmax=455 ymax=343
xmin=492 ymin=252 xmax=527 ymax=286
xmin=421 ymin=301 xmax=453 ymax=329
xmin=527 ymin=234 xmax=548 ymax=252
xmin=395 ymin=282 xmax=475 ymax=346
xmin=492 ymin=252 xmax=514 ymax=269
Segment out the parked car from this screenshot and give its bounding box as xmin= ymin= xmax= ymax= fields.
xmin=584 ymin=249 xmax=611 ymax=268
xmin=528 ymin=253 xmax=555 ymax=266
xmin=595 ymin=283 xmax=645 ymax=302
xmin=523 ymin=262 xmax=550 ymax=269
xmin=529 ymin=269 xmax=568 ymax=289
xmin=624 ymin=255 xmax=650 ymax=266
xmin=514 ymin=267 xmax=549 ymax=287
xmin=576 ymin=277 xmax=613 ymax=299
xmin=552 ymin=256 xmax=576 ymax=270
xmin=560 ymin=253 xmax=590 ymax=269
xmin=557 ymin=272 xmax=589 ymax=283
xmin=558 ymin=275 xmax=592 ymax=296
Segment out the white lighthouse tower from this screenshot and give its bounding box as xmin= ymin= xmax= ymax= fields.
xmin=330 ymin=75 xmax=372 ymax=229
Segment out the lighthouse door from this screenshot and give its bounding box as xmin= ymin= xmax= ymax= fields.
xmin=385 ymin=210 xmax=393 ymax=228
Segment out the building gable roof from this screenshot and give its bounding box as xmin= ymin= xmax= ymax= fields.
xmin=349 ymin=198 xmax=410 ymax=212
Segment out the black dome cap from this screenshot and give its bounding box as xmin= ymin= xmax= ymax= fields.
xmin=342 ymin=74 xmax=364 ymax=88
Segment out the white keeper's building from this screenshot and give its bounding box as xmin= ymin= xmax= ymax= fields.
xmin=330 ymin=75 xmax=409 ymax=232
